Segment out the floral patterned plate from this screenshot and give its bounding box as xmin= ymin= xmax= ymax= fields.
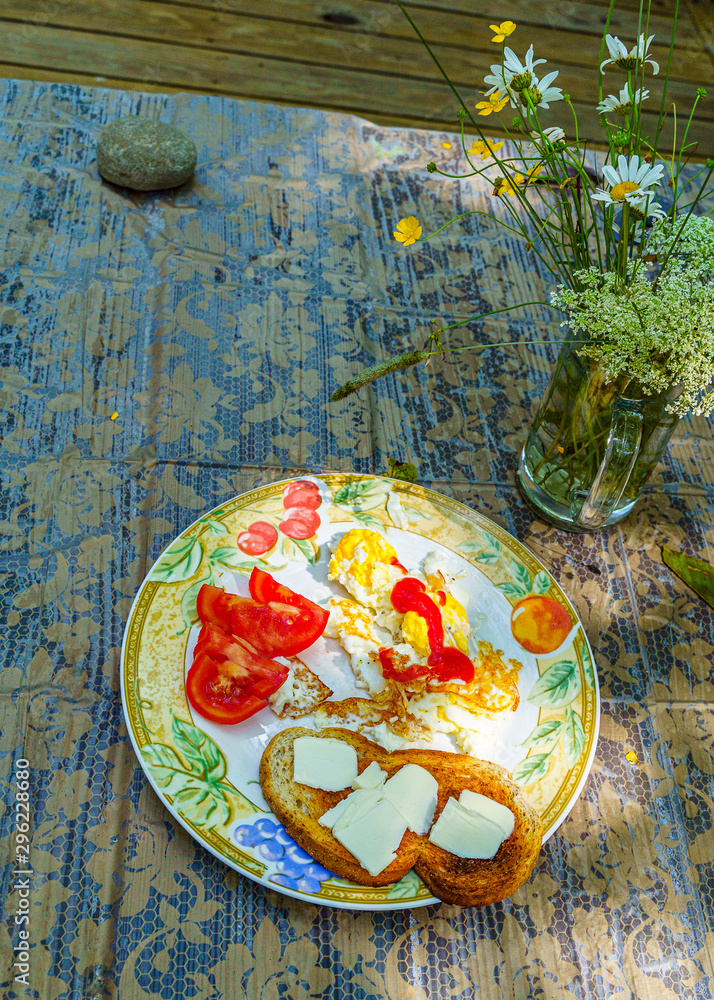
xmin=120 ymin=474 xmax=600 ymax=911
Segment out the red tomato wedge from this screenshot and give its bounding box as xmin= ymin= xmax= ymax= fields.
xmin=194 ymin=623 xmax=289 ymax=697
xmin=196 ymin=583 xmax=329 ymax=658
xmin=186 ymin=652 xmax=268 ymax=725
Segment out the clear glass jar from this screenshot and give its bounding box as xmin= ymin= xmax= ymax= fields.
xmin=518 ymin=340 xmax=680 ymax=531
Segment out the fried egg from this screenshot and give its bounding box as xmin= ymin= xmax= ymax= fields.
xmin=325 ymin=528 xmax=522 ymax=750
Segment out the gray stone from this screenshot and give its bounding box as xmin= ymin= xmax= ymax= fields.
xmin=97 ymin=116 xmax=197 ymax=191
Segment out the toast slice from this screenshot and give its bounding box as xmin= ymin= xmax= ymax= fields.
xmin=259 ymin=727 xmax=543 ymax=906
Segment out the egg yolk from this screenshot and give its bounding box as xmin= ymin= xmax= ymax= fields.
xmin=328 ymin=529 xmax=397 ymax=591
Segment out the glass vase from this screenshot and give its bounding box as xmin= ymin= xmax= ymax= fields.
xmin=517 ymin=340 xmax=680 ymax=532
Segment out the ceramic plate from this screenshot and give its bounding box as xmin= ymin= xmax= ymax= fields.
xmin=120 ymin=474 xmax=600 ymax=910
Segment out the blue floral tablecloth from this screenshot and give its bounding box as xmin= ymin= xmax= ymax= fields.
xmin=1 ymin=80 xmax=713 ymax=999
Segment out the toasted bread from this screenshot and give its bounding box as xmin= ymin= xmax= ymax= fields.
xmin=259 ymin=727 xmax=543 ymax=906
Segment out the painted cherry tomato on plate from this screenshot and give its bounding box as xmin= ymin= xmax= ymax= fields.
xmin=279 ymin=507 xmax=320 ymax=539
xmin=237 ymin=520 xmax=278 ymax=555
xmin=282 ymin=480 xmax=321 ymax=510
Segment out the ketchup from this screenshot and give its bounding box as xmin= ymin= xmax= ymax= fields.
xmin=384 ymin=576 xmax=475 ymax=684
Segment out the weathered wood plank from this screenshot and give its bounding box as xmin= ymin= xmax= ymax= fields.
xmin=0 ymin=19 xmax=710 ymax=155
xmin=158 ymin=0 xmax=703 ymax=46
xmin=2 ymin=1 xmax=711 ymax=95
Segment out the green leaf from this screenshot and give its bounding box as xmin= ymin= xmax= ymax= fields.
xmin=521 ymin=719 xmax=563 ymax=750
xmin=512 ymin=752 xmax=552 ymax=786
xmin=482 ymin=532 xmax=500 ymax=552
xmin=528 ymin=659 xmax=581 ymax=709
xmin=475 ymin=550 xmax=500 ymax=565
xmin=149 ymin=536 xmax=204 ymax=584
xmin=201 ymin=517 xmax=229 ymax=536
xmin=563 ymin=709 xmax=586 ymax=767
xmin=352 ymin=511 xmax=385 ymax=531
xmin=284 ymin=536 xmax=318 ymax=564
xmin=532 ymin=570 xmax=551 ymax=595
xmin=512 ymin=561 xmax=532 ymax=594
xmin=386 ymin=458 xmax=418 ymax=483
xmin=171 ymin=715 xmax=226 ymax=780
xmin=459 ymin=541 xmax=482 ymax=554
xmin=334 ymin=479 xmax=390 ymax=511
xmin=498 ymin=581 xmax=530 ymax=600
xmin=210 ymin=545 xmax=261 ymax=572
xmin=662 ymin=546 xmax=714 ymax=609
xmin=403 ymin=504 xmax=433 ymax=520
xmin=141 ymin=744 xmax=188 ymax=794
xmin=387 ymin=870 xmax=423 ymax=899
xmin=172 ymin=777 xmax=231 ymax=830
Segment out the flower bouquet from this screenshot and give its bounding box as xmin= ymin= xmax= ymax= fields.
xmin=332 ymin=0 xmax=714 ymax=532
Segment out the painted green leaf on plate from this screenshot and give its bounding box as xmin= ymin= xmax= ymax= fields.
xmin=532 ymin=571 xmax=551 ymax=595
xmin=498 ymin=581 xmax=529 ymax=600
xmin=563 ymin=709 xmax=586 ymax=767
xmin=210 ymin=545 xmax=263 ymax=572
xmin=521 ymin=719 xmax=563 ymax=750
xmin=172 ymin=715 xmax=226 ymax=780
xmin=334 ymin=479 xmax=390 ymax=511
xmin=528 ymin=659 xmax=581 ymax=708
xmin=352 ymin=511 xmax=386 ymax=531
xmin=512 ymin=752 xmax=552 ymax=785
xmin=150 ymin=536 xmax=204 ymax=584
xmin=387 ymin=870 xmax=424 ymax=899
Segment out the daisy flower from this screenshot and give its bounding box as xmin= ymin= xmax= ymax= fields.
xmin=490 ymin=20 xmax=516 ymax=43
xmin=521 ymin=69 xmax=563 ymax=109
xmin=393 ymin=216 xmax=422 ymax=246
xmin=467 ymin=139 xmax=505 ymax=161
xmin=475 ymin=91 xmax=509 ymax=116
xmin=600 ymin=33 xmax=659 ymax=74
xmin=591 ymin=154 xmax=665 ymax=210
xmin=529 ymin=126 xmax=565 ymax=152
xmin=597 ymin=85 xmax=649 ymax=115
xmin=484 ymin=44 xmax=546 ymax=105
xmin=627 ymin=192 xmax=667 ymax=221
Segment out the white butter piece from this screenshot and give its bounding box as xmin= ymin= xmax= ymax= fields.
xmin=382 ymin=764 xmax=439 ymax=834
xmin=459 ymin=790 xmax=515 ymax=839
xmin=429 ymin=797 xmax=509 ymax=859
xmin=319 ymin=787 xmax=383 ymax=831
xmin=332 ymin=796 xmax=408 ymax=876
xmin=293 ymin=737 xmax=358 ymax=791
xmin=352 ymin=761 xmax=387 ymax=790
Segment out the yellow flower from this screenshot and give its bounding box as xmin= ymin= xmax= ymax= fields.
xmin=467 ymin=139 xmax=505 ymax=161
xmin=393 ymin=216 xmax=422 ymax=246
xmin=490 ymin=20 xmax=516 ymax=42
xmin=441 ymin=142 xmax=452 ymax=149
xmin=525 ymin=161 xmax=544 ymax=184
xmin=494 ymin=173 xmax=525 ymax=196
xmin=475 ymin=91 xmax=510 ymax=116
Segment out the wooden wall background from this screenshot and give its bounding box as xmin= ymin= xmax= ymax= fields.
xmin=0 ymin=0 xmax=712 ymax=154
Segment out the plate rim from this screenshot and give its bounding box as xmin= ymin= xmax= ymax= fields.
xmin=120 ymin=471 xmax=601 ymax=911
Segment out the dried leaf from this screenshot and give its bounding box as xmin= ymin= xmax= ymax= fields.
xmin=662 ymin=545 xmax=714 ymax=609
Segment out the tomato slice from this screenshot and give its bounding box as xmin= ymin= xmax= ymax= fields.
xmin=194 ymin=623 xmax=288 ymax=697
xmin=196 ymin=583 xmax=329 ymax=658
xmin=186 ymin=651 xmax=269 ymax=725
xmin=248 ymin=568 xmax=315 ymax=610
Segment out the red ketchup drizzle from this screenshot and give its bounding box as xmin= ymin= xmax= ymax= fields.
xmin=384 ymin=576 xmax=475 ymax=684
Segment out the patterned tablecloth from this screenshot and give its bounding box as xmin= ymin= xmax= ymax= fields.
xmin=1 ymin=79 xmax=713 ymax=1000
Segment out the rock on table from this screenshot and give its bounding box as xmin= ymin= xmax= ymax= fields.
xmin=97 ymin=116 xmax=197 ymax=190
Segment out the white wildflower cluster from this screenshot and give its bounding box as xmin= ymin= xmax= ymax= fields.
xmin=646 ymin=215 xmax=714 ymax=281
xmin=550 ymin=221 xmax=714 ymax=416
